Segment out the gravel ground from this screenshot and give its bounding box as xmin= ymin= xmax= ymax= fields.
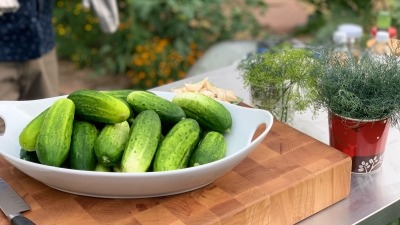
xmin=58 ymin=60 xmax=131 ymax=95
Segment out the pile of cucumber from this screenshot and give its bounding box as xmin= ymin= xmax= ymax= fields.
xmin=19 ymin=90 xmax=232 ymax=172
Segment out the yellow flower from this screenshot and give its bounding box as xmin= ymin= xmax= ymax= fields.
xmin=84 ymin=24 xmax=92 ymax=31
xmin=75 ymin=3 xmax=82 ymax=11
xmin=186 ymin=54 xmax=195 ymax=65
xmin=161 ymin=67 xmax=171 ymax=76
xmin=56 ymin=24 xmax=66 ymax=36
xmin=178 ymin=71 xmax=186 ymax=78
xmin=136 ymin=45 xmax=143 ymax=53
xmin=126 ymin=70 xmax=134 ymax=77
xmin=138 ymin=72 xmax=146 ymax=80
xmin=72 ymin=54 xmax=80 ymax=62
xmin=131 ymin=77 xmax=139 ymax=85
xmin=57 ymin=1 xmax=64 ymax=7
xmin=141 ymin=52 xmax=150 ymax=60
xmin=157 ymin=79 xmax=165 ymax=86
xmin=132 ymin=56 xmax=144 ymax=67
xmin=190 ymin=43 xmax=197 ymax=49
xmin=145 ymin=80 xmax=153 ymax=88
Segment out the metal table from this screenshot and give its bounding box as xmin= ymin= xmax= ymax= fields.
xmin=151 ymin=63 xmax=400 ymax=225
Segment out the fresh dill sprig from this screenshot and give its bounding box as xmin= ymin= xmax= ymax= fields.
xmin=237 ymin=48 xmax=319 ymax=122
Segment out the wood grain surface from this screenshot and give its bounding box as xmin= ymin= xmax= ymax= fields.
xmin=0 ymin=119 xmax=351 ymax=225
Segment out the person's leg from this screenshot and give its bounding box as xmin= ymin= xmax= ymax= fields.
xmin=0 ymin=62 xmax=22 ymax=100
xmin=0 ymin=48 xmax=59 ymax=134
xmin=21 ymin=48 xmax=59 ymax=100
xmin=0 ymin=62 xmax=22 ymax=134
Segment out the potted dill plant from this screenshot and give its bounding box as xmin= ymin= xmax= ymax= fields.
xmin=311 ymin=50 xmax=400 ymax=174
xmin=237 ymin=48 xmax=318 ymax=124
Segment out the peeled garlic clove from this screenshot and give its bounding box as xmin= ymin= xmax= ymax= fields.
xmin=172 ymin=87 xmax=187 ymax=93
xmin=204 ymin=80 xmax=218 ymax=94
xmin=185 ymin=79 xmax=206 ymax=92
xmin=225 ymin=90 xmax=238 ymax=102
xmin=215 ymin=88 xmax=228 ymax=102
xmin=200 ymin=89 xmax=216 ymax=98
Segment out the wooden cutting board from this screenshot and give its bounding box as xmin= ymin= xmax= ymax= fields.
xmin=0 ymin=119 xmax=351 ymax=225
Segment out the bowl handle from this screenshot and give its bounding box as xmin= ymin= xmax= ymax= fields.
xmin=0 ymin=101 xmax=19 ymax=139
xmin=241 ymin=107 xmax=274 ymax=145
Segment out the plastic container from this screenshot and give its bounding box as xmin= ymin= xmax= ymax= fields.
xmin=377 ymin=11 xmax=391 ymax=31
xmin=338 ymin=24 xmax=363 ymax=60
xmin=332 ymin=31 xmax=352 ymax=62
xmin=369 ymin=31 xmax=392 ymax=57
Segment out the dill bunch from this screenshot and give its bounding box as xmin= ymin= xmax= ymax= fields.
xmin=312 ymin=50 xmax=400 ymax=128
xmin=237 ymin=48 xmax=319 ymax=122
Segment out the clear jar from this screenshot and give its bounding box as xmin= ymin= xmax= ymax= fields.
xmin=338 ymin=24 xmax=363 ymax=61
xmin=332 ymin=31 xmax=352 ymax=63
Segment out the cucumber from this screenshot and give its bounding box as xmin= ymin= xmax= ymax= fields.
xmin=19 ymin=107 xmax=49 ymax=151
xmin=101 ymin=89 xmax=136 ymax=124
xmin=69 ymin=121 xmax=98 ymax=171
xmin=189 ymin=131 xmax=226 ymax=167
xmin=68 ymin=89 xmax=130 ymax=124
xmin=94 ymin=121 xmax=130 ymax=167
xmin=20 ymin=148 xmax=39 ymax=163
xmin=36 ymin=98 xmax=75 ymax=167
xmin=121 ymin=110 xmax=161 ymax=172
xmin=126 ymin=91 xmax=185 ymax=127
xmin=172 ymin=92 xmax=232 ymax=133
xmin=113 ymin=164 xmax=122 ymax=172
xmin=153 ymin=118 xmax=201 ymax=171
xmin=101 ymin=89 xmax=155 ymax=100
xmin=101 ymin=89 xmax=135 ymax=99
xmin=120 ymin=98 xmax=135 ymax=125
xmin=95 ymin=163 xmax=112 ymax=172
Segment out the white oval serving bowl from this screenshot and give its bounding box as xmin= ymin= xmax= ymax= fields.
xmin=0 ymin=91 xmax=273 ymax=198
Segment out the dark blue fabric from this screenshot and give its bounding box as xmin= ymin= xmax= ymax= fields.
xmin=0 ymin=0 xmax=55 ymax=61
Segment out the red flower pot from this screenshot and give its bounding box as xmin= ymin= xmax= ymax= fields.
xmin=328 ymin=112 xmax=390 ymax=174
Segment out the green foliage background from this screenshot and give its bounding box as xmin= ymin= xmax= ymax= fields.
xmin=53 ymin=0 xmax=400 ymax=90
xmin=53 ymin=0 xmax=267 ymax=89
xmin=295 ymin=0 xmax=400 ymax=46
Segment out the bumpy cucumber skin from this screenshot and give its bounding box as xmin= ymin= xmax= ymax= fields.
xmin=102 ymin=90 xmax=135 ymax=124
xmin=68 ymin=89 xmax=130 ymax=124
xmin=19 ymin=107 xmax=49 ymax=151
xmin=94 ymin=121 xmax=130 ymax=167
xmin=126 ymin=91 xmax=185 ymax=127
xmin=36 ymin=98 xmax=75 ymax=167
xmin=189 ymin=131 xmax=227 ymax=167
xmin=101 ymin=89 xmax=154 ymax=99
xmin=69 ymin=121 xmax=98 ymax=171
xmin=172 ymin=92 xmax=232 ymax=133
xmin=121 ymin=110 xmax=161 ymax=172
xmin=153 ymin=118 xmax=201 ymax=171
xmin=101 ymin=89 xmax=135 ymax=99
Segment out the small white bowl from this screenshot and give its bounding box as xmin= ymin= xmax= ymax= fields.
xmin=0 ymin=91 xmax=273 ymax=198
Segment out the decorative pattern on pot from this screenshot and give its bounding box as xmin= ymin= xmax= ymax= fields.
xmin=354 ymin=152 xmax=384 ymax=173
xmin=328 ymin=112 xmax=390 ymax=174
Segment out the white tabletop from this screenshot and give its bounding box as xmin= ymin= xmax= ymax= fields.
xmin=151 ymin=63 xmax=400 ymax=225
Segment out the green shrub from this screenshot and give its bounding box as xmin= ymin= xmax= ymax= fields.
xmin=295 ymin=0 xmax=376 ymax=45
xmin=53 ymin=0 xmax=267 ymax=89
